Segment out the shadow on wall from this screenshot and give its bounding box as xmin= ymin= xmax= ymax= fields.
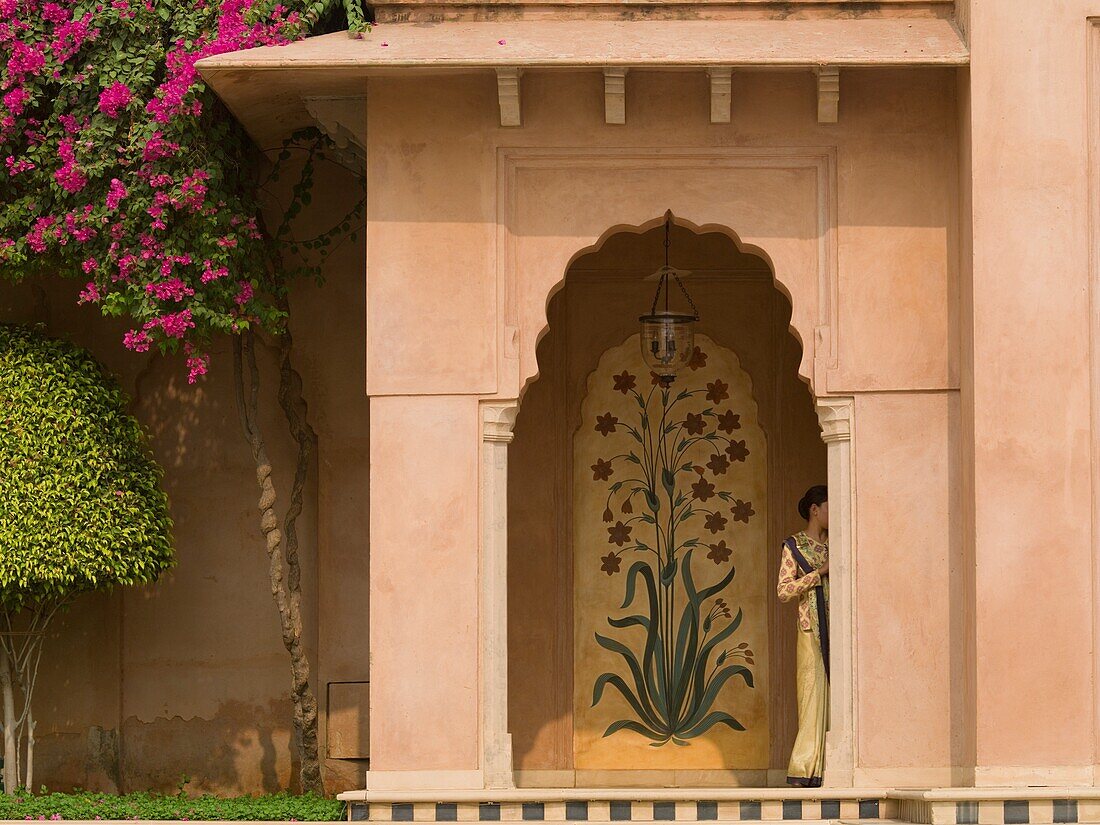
xmin=31 ymin=699 xmax=297 ymax=794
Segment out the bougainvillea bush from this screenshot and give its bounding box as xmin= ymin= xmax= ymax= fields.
xmin=0 ymin=0 xmax=365 ymax=794
xmin=0 ymin=0 xmax=366 ymax=381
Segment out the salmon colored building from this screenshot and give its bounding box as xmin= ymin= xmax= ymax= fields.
xmin=6 ymin=0 xmax=1100 ymax=822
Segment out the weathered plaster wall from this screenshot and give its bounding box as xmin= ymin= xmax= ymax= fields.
xmin=366 ymin=66 xmax=962 ymax=784
xmin=0 ymin=161 xmax=369 ymax=794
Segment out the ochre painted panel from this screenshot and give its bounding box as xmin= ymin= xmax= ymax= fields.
xmin=572 ymin=334 xmax=769 ymax=770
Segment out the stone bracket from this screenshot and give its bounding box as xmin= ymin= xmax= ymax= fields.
xmin=815 ymin=67 xmax=840 ymax=124
xmin=496 ymin=68 xmax=523 ymax=127
xmin=707 ymin=67 xmax=733 ymax=124
xmin=603 ymin=67 xmax=628 ymax=125
xmin=303 ymin=95 xmax=367 ymax=169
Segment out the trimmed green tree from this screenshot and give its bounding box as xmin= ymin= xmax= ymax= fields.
xmin=0 ymin=323 xmax=174 ymax=794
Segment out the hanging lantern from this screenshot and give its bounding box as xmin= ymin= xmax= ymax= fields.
xmin=639 ymin=213 xmax=699 ymax=381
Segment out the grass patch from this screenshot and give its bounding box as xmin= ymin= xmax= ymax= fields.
xmin=0 ymin=791 xmax=344 ymax=821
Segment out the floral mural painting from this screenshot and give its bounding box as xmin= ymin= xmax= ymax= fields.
xmin=574 ymin=334 xmax=769 ymax=769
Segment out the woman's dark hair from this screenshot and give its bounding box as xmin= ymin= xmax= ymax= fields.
xmin=798 ymin=485 xmax=828 ymax=521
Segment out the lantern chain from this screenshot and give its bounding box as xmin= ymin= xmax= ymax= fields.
xmin=646 ymin=214 xmax=699 ymax=320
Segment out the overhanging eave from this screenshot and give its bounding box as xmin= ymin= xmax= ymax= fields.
xmin=196 ymin=18 xmax=969 ymax=145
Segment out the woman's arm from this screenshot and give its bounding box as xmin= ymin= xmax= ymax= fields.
xmin=777 ymin=544 xmax=822 ymax=603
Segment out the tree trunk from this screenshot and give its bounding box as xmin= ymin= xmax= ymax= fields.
xmin=274 ymin=302 xmax=323 ymax=795
xmin=0 ymin=643 xmax=18 ymax=794
xmin=233 ymin=332 xmax=325 ymax=795
xmin=23 ymin=710 xmax=33 ymax=793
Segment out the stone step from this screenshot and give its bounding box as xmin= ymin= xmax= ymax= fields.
xmin=346 ymin=800 xmax=890 ymax=823
xmin=339 ymin=793 xmax=1100 ymax=825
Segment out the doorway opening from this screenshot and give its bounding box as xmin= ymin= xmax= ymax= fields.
xmin=506 ymin=219 xmax=826 ymax=788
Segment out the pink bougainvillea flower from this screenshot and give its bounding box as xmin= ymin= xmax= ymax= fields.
xmin=2 ymin=87 xmax=29 ymax=116
xmin=184 ymin=344 xmax=210 ymax=384
xmin=105 ymin=178 xmax=127 ymax=210
xmin=200 ymin=260 xmax=228 ymax=283
xmin=234 ymin=279 xmax=253 ymax=306
xmin=123 ymin=329 xmax=151 ymax=352
xmin=98 ymin=81 xmax=132 ymax=117
xmin=145 ymin=277 xmax=194 ymax=302
xmin=5 ymin=156 xmax=35 ymax=175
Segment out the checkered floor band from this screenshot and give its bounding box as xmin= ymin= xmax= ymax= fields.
xmin=347 ymin=799 xmax=886 ymax=822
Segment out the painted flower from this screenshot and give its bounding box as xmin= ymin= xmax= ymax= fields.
xmin=600 ymin=552 xmax=621 ymax=576
xmin=621 ymin=497 xmax=633 ymax=514
xmin=595 ymin=412 xmax=619 ymax=436
xmin=612 ymin=370 xmax=636 ymax=394
xmin=607 ymin=520 xmax=632 ymax=546
xmin=591 ymin=458 xmax=614 ymax=481
xmin=691 ymin=477 xmax=715 ymax=501
xmin=707 ymin=540 xmax=732 ymax=565
xmin=706 ymin=379 xmax=730 ymax=404
xmin=688 ymin=346 xmax=707 ymax=370
xmin=716 ymin=409 xmax=741 ymax=433
xmin=731 ymin=499 xmax=755 ymax=524
xmin=602 ymin=507 xmax=614 ymax=523
xmin=704 ymin=512 xmax=728 ymax=534
xmin=725 ymin=439 xmax=750 ymax=463
xmin=650 ymin=371 xmax=673 ymax=389
xmin=706 ymin=453 xmax=730 ymax=475
xmin=684 ymin=412 xmax=705 ymax=435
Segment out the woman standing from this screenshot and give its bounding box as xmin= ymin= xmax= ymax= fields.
xmin=778 ymin=485 xmax=830 ymax=788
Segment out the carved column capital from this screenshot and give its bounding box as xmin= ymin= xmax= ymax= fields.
xmin=816 ymin=395 xmax=854 ymax=444
xmin=482 ymin=401 xmax=519 ymax=444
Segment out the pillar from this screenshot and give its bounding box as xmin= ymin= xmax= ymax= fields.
xmin=817 ymin=396 xmax=856 ymax=788
xmin=480 ymin=402 xmax=518 ymax=789
xmin=367 ymin=395 xmax=484 ymax=790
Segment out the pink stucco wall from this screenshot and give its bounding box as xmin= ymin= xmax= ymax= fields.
xmin=961 ymin=0 xmax=1100 ymax=784
xmin=365 ymin=65 xmax=963 ymax=784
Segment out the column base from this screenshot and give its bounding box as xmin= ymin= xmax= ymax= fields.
xmin=364 ymin=769 xmax=486 ymax=791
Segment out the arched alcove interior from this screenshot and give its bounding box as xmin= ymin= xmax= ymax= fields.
xmin=506 ymin=220 xmax=826 ymax=787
